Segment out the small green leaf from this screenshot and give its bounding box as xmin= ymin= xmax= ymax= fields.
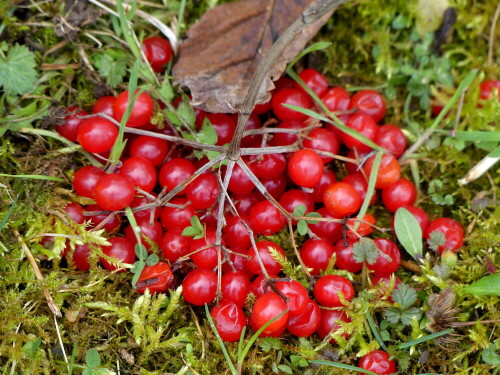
xmin=482 ymin=343 xmax=500 ymax=366
xmin=199 ymin=118 xmax=218 ymax=145
xmin=384 ymin=307 xmax=402 ymax=324
xmin=22 ymin=337 xmax=42 ymax=360
xmin=400 ymin=307 xmax=422 ymax=326
xmin=352 ymin=238 xmax=378 ymax=265
xmin=463 ymin=274 xmax=500 ymax=297
xmin=293 ymin=204 xmax=306 ymax=217
xmin=166 ymin=110 xmax=182 ymax=126
xmin=392 ymin=283 xmax=417 ymax=309
xmin=394 ymin=207 xmax=423 ymax=261
xmin=0 ymin=44 xmax=38 ymax=95
xmin=259 ymin=337 xmax=281 ymax=352
xmin=290 ymin=355 xmax=308 ymax=368
xmin=93 ymin=49 xmax=127 ymax=87
xmin=427 ymin=231 xmax=446 ymax=252
xmin=146 ymin=253 xmax=159 ymax=266
xmin=85 ymin=348 xmax=100 ymax=368
xmin=277 ymin=364 xmax=293 ymax=374
xmin=134 ymin=244 xmax=148 ymax=259
xmin=158 ymin=79 xmax=174 ymax=102
xmin=297 ymin=220 xmax=308 ymax=236
xmin=177 ymin=100 xmax=196 ymax=128
xmin=305 ymin=211 xmax=322 ymax=224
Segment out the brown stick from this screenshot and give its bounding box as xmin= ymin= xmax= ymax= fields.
xmin=400 ymin=259 xmax=423 ymax=274
xmin=13 ymin=229 xmax=62 ymax=317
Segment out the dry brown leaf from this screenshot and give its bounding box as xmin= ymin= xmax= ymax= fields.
xmin=173 ymin=0 xmax=333 ymax=113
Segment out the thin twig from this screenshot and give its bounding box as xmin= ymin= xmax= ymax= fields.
xmin=488 ymin=1 xmax=500 ymax=67
xmin=13 ymin=229 xmax=62 ymax=317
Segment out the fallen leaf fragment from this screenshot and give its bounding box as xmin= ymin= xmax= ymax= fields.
xmin=173 ymin=0 xmax=334 ymax=113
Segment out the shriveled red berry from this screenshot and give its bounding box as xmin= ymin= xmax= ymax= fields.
xmin=135 ymin=262 xmax=174 ymax=294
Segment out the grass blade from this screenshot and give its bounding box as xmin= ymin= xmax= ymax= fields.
xmin=364 ymin=310 xmax=388 ymax=351
xmin=204 ymin=304 xmax=237 ymax=375
xmin=0 ymin=194 xmax=18 ymax=233
xmin=398 ymin=329 xmax=454 ymax=349
xmin=238 ymin=309 xmax=289 ymax=365
xmin=309 ymin=360 xmax=379 ymax=374
xmin=353 ymin=150 xmax=382 ymax=230
xmin=0 ymin=173 xmax=64 ymax=182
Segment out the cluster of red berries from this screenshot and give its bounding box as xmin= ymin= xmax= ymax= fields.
xmin=49 ymin=36 xmax=472 ymax=375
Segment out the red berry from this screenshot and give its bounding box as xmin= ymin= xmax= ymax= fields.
xmin=86 ymin=204 xmax=122 ymax=233
xmin=92 ymin=96 xmax=115 ymax=117
xmin=232 ymin=192 xmax=261 ymax=217
xmin=349 ymin=90 xmax=386 ymax=123
xmin=221 ymin=271 xmax=250 ymax=308
xmin=295 ymin=68 xmax=329 ymax=97
xmin=160 ymin=228 xmax=192 ymax=263
xmin=333 ymin=238 xmax=363 ymax=273
xmin=272 ymin=88 xmax=312 ymax=121
xmin=323 ymin=182 xmax=362 ymax=218
xmin=300 ymin=239 xmax=335 ymax=276
xmin=248 ymin=153 xmax=286 ymax=179
xmin=206 ymin=113 xmax=236 ymax=146
xmin=113 ymin=90 xmax=154 ymax=128
xmin=129 ymin=135 xmax=168 ymax=166
xmin=322 ymin=86 xmax=350 ymax=109
xmin=367 ymin=239 xmax=401 ymax=275
xmin=94 ymin=173 xmax=136 ymax=211
xmin=271 ymin=120 xmax=306 ymax=147
xmin=303 ymin=169 xmax=337 ymax=203
xmin=228 ymin=163 xmax=255 ymax=195
xmin=288 ymin=149 xmax=324 ymax=188
xmin=249 ymin=200 xmax=286 ymax=236
xmin=308 ymin=207 xmax=343 ymax=243
xmin=342 ymin=172 xmax=376 ymax=205
xmin=250 ymin=292 xmax=289 ymax=336
xmin=346 ymin=213 xmax=376 ymax=239
xmin=120 ymin=156 xmax=157 ymax=193
xmin=287 ymin=299 xmax=321 ymax=337
xmin=182 ymin=269 xmax=217 ymax=305
xmin=158 ymin=158 xmax=196 ymax=194
xmin=100 ymin=237 xmax=136 ymax=271
xmin=124 ymin=219 xmax=163 ymax=250
xmin=142 ymin=36 xmax=172 ymax=73
xmin=56 ymin=107 xmax=88 ymax=143
xmin=71 ymin=244 xmax=91 ymax=271
xmin=375 ymin=124 xmax=407 ymax=158
xmin=249 ymin=274 xmax=273 ymax=297
xmin=73 ymin=166 xmax=105 ymax=199
xmin=190 ymin=230 xmax=220 ymax=270
xmin=382 ymin=178 xmax=417 ymax=213
xmin=425 ymin=217 xmax=464 ymax=253
xmin=160 ymin=198 xmax=196 ymax=230
xmin=211 ymin=301 xmax=246 ymax=342
xmin=130 ymin=194 xmax=161 ymax=222
xmin=279 ymin=189 xmax=314 ymax=222
xmin=362 ymin=153 xmax=401 ymax=189
xmin=316 ymin=309 xmax=351 ymax=342
xmin=313 ymin=275 xmax=355 ymax=307
xmin=65 ymin=202 xmax=85 ymax=224
xmin=358 ymin=350 xmax=397 ymax=375
xmin=275 ymin=280 xmax=309 ymax=317
xmin=77 ymin=117 xmax=118 ymax=153
xmin=246 ymin=240 xmax=285 ymax=275
xmin=186 ymin=172 xmax=220 ymax=210
xmin=135 ymin=262 xmax=174 ymax=294
xmin=370 ymin=273 xmax=402 ymax=301
xmin=260 ymin=174 xmax=287 ymax=200
xmin=302 ymin=128 xmax=340 ymax=163
xmin=224 ymin=215 xmax=251 ymax=250
xmin=479 ymin=80 xmax=500 ymax=100
xmin=342 ymin=113 xmax=378 ymax=152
